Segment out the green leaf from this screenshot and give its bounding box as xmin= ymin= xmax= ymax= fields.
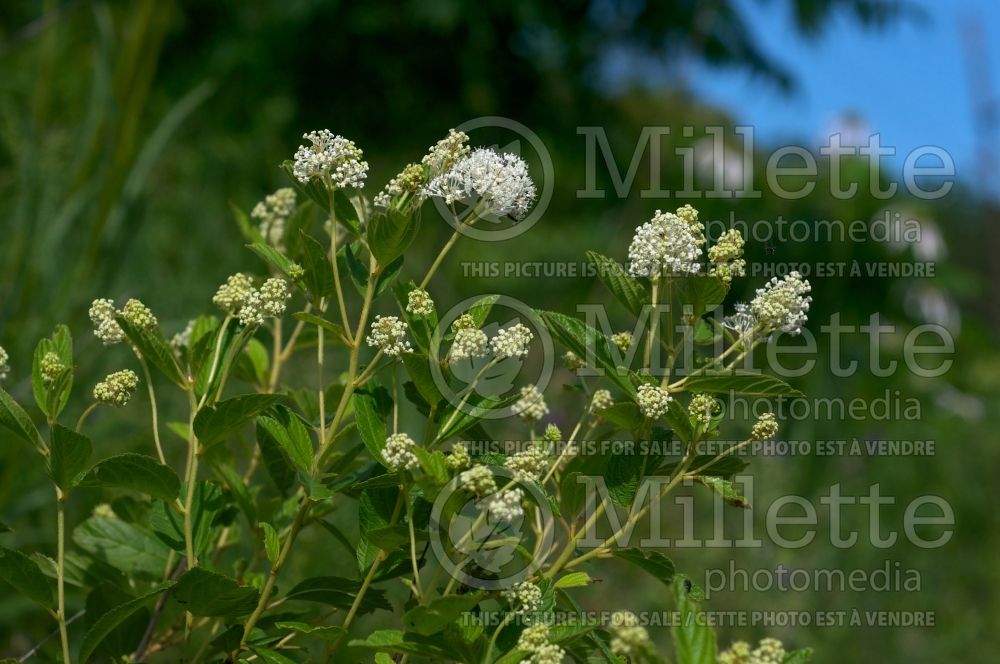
xmin=212 ymin=461 xmax=257 ymax=526
xmin=675 ymin=275 xmax=728 ymax=317
xmin=783 ymin=648 xmax=815 ymax=663
xmin=262 ymin=522 xmax=281 ymax=564
xmin=48 ymin=425 xmax=93 ymax=491
xmin=150 ymin=481 xmax=224 ymax=557
xmin=116 ymin=316 xmax=186 ymax=388
xmin=248 ymin=242 xmax=300 ymax=281
xmin=672 ymin=576 xmax=716 ymax=664
xmin=357 ymin=488 xmax=398 ymax=571
xmin=539 ymin=310 xmax=634 ymax=394
xmin=32 ymin=324 xmax=74 ymax=419
xmin=353 ymin=386 xmax=390 ymax=465
xmin=598 ymin=402 xmax=643 ymax=431
xmin=613 ymin=549 xmax=675 ymax=587
xmin=257 ymin=420 xmax=299 ymax=495
xmin=348 ymin=629 xmax=453 ymax=659
xmin=73 ymin=516 xmax=171 ymax=577
xmin=0 ymin=545 xmax=51 ymax=606
xmin=695 ymin=476 xmax=751 ymax=508
xmin=194 ymin=393 xmax=283 ymax=445
xmin=554 ymin=571 xmax=592 ymax=589
xmin=83 ymin=582 xmax=149 ymax=660
xmin=368 ymin=208 xmax=419 ymax=267
xmin=80 ymin=453 xmax=180 ymax=502
xmin=434 ymin=391 xmax=521 ymax=443
xmin=257 ymin=406 xmax=314 ymax=472
xmin=172 ymin=568 xmax=260 ymax=618
xmin=331 ymin=189 xmax=362 ymax=235
xmin=292 ymin=312 xmax=350 ymax=345
xmin=0 ymin=387 xmax=42 ymax=450
xmin=299 ymin=230 xmax=336 ymax=301
xmin=680 ymin=371 xmax=804 ymax=398
xmin=250 ymin=646 xmax=298 ymax=664
xmin=230 ymin=201 xmax=263 ymax=244
xmin=78 ymin=584 xmax=171 ymax=663
xmin=587 ymin=251 xmax=648 ymax=316
xmin=403 ymin=594 xmax=483 ymax=636
xmin=285 ymin=576 xmax=390 ymax=612
xmin=467 ymin=295 xmax=500 ymax=327
xmin=401 ymin=352 xmax=442 ymax=406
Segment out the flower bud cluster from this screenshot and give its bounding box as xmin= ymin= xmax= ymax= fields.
xmin=383 ymin=433 xmax=419 ymax=471
xmin=251 ymin=188 xmax=297 ymax=250
xmin=366 ymin=315 xmax=412 ymax=357
xmin=512 ymin=385 xmax=549 ymax=422
xmin=636 ymin=383 xmax=672 ymax=419
xmin=93 ymin=369 xmax=139 ymax=407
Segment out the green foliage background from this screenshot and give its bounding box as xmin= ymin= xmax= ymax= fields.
xmin=0 ymin=1 xmax=996 ymax=661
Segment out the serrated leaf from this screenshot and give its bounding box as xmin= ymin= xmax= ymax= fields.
xmin=32 ymin=324 xmax=73 ymax=419
xmin=695 ymin=476 xmax=750 ymax=508
xmin=172 ymin=568 xmax=259 ymax=618
xmin=194 ymin=393 xmax=283 ymax=445
xmin=539 ymin=310 xmax=634 ymax=394
xmin=250 ymin=646 xmax=298 ymax=664
xmin=554 ymin=571 xmax=592 ymax=589
xmin=672 ymin=575 xmax=716 ymax=664
xmin=78 ymin=584 xmax=171 ymax=663
xmin=402 ymin=594 xmax=483 ymax=636
xmin=613 ymin=549 xmax=675 ymax=587
xmin=73 ymin=516 xmax=171 ymax=577
xmin=368 ymin=208 xmax=419 ymax=267
xmin=783 ymin=648 xmax=814 ymax=663
xmin=353 ymin=386 xmax=390 ymax=465
xmin=247 ymin=242 xmax=299 ymax=281
xmin=0 ymin=387 xmax=42 ymax=451
xmin=587 ymin=251 xmax=648 ymax=315
xmin=401 ymin=352 xmax=442 ymax=406
xmin=80 ymin=453 xmax=180 ymax=501
xmin=284 ymin=576 xmax=390 ymax=612
xmin=274 ymin=621 xmax=346 ymax=642
xmin=467 ymin=295 xmax=500 ymax=327
xmin=48 ymin=425 xmax=92 ymax=491
xmin=299 ymin=230 xmax=336 ymax=301
xmin=116 ymin=316 xmax=186 ymax=387
xmin=292 ymin=312 xmax=350 ymax=345
xmin=262 ymin=522 xmax=281 ymax=564
xmin=257 ymin=406 xmax=314 ymax=472
xmin=348 ymin=629 xmax=453 ymax=659
xmin=0 ymin=545 xmax=51 ymax=606
xmin=680 ymin=371 xmax=803 ymax=398
xmin=658 ymin=454 xmax=747 ymax=478
xmin=150 ymin=481 xmax=224 ymax=557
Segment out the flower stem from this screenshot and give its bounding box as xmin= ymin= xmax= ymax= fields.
xmin=136 ymin=352 xmax=166 ymax=465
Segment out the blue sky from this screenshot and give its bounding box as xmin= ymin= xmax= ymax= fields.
xmin=688 ymin=0 xmax=999 ymax=189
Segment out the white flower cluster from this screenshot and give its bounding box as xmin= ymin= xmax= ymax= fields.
xmin=722 ymin=302 xmax=758 ymax=345
xmin=688 ymin=393 xmax=720 ymax=427
xmin=610 ymin=331 xmax=633 ymax=353
xmin=751 ymin=412 xmax=779 ymax=440
xmin=422 ymin=128 xmax=470 ymax=176
xmin=292 ymin=130 xmax=368 ymax=188
xmin=591 ymin=389 xmax=614 ymax=411
xmin=504 ymin=442 xmax=548 ymax=483
xmin=609 ymin=611 xmax=651 ymax=658
xmin=366 ymin=315 xmax=411 ymax=357
xmin=425 ymin=147 xmax=537 ymax=220
xmin=512 ymin=385 xmax=549 ymax=422
xmin=490 ymin=323 xmax=533 ymax=359
xmin=636 ymin=383 xmax=672 ymax=419
xmin=516 ymin=624 xmax=566 ymax=664
xmin=446 ymin=443 xmax=471 ymax=470
xmin=375 ymin=163 xmax=426 ymax=208
xmin=93 ymin=369 xmax=139 ymax=407
xmin=89 ymin=298 xmax=157 ymax=345
xmin=0 ymin=346 xmax=9 ymax=382
xmin=487 ymin=488 xmax=524 ymax=523
xmin=627 ymin=208 xmax=705 ymax=278
xmin=450 ymin=328 xmax=488 ymax=362
xmin=502 ymin=581 xmax=543 ymax=615
xmin=251 ymin=188 xmax=296 ymax=250
xmin=171 ymin=319 xmax=196 ymax=350
xmin=708 ymin=228 xmax=746 ymax=284
xmin=405 ymin=288 xmax=435 ymax=317
xmin=750 ymin=271 xmax=812 ymax=336
xmin=239 ymin=278 xmax=291 ymax=327
xmin=40 ymin=352 xmax=67 ymax=385
xmin=459 ymin=465 xmax=496 ymax=496
xmin=562 ymin=350 xmax=584 ymax=371
xmin=383 ymin=433 xmax=419 ymax=471
xmin=718 ymin=637 xmax=786 ymax=664
xmin=213 ymin=273 xmax=255 ymax=313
